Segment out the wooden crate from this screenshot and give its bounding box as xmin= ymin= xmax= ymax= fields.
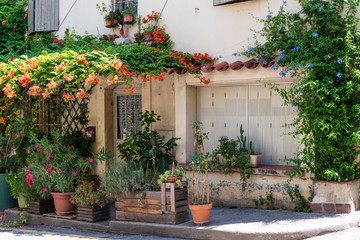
xmin=27 ymin=199 xmax=55 ymax=215
xmin=76 ymin=203 xmax=111 ymax=222
xmin=115 ymin=182 xmax=189 ymax=224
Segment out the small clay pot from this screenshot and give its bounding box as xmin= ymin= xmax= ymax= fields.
xmin=143 ymin=31 xmax=154 ymax=41
xmin=123 ymin=14 xmax=134 ymax=23
xmin=166 ymin=176 xmax=183 ymax=183
xmin=51 ymin=192 xmax=75 ymax=216
xmin=229 ymin=61 xmax=244 ymax=71
xmin=189 ymin=203 xmax=212 ymax=224
xmin=214 ymin=61 xmax=229 ymax=72
xmin=244 ymin=59 xmax=259 ymax=69
xmin=105 ymin=19 xmax=113 ymax=28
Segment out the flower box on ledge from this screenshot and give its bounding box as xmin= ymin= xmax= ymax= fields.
xmin=115 ymin=182 xmax=189 ymax=224
xmin=77 ymin=203 xmax=111 ymax=222
xmin=310 ymin=179 xmax=360 ymax=213
xmin=27 ymin=199 xmax=55 ymax=215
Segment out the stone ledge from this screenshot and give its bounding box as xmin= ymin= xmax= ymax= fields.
xmin=310 ymin=203 xmax=355 ymax=213
xmin=180 ymin=163 xmax=294 ymax=177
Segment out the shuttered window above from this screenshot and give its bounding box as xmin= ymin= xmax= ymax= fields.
xmin=213 ymin=0 xmax=248 ymax=6
xmin=28 ymin=0 xmax=59 ymax=34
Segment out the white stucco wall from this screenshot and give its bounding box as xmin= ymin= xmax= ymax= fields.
xmin=138 ymin=0 xmax=300 ymax=62
xmin=56 ymin=0 xmax=137 ymax=38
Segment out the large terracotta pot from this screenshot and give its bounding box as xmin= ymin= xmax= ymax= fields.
xmin=51 ymin=192 xmax=75 ymax=216
xmin=189 ymin=203 xmax=212 ymax=224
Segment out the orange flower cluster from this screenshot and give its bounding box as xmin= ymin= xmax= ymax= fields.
xmin=54 ymin=62 xmax=69 ymax=71
xmin=124 ymin=87 xmax=136 ymax=94
xmin=29 ymin=86 xmax=41 ymax=96
xmin=3 ymin=83 xmax=16 ymax=98
xmin=63 ymin=93 xmax=75 ymax=102
xmin=76 ymin=91 xmax=88 ymax=99
xmin=153 ymin=28 xmax=167 ymax=44
xmin=1 ymin=20 xmax=6 ymax=25
xmin=0 ymin=118 xmax=6 ymax=125
xmin=76 ymin=55 xmax=89 ymax=65
xmin=46 ymin=81 xmax=58 ymax=90
xmin=109 ymin=59 xmax=123 ymax=70
xmin=154 ymin=70 xmax=166 ymax=82
xmin=18 ymin=59 xmax=41 ymax=72
xmin=42 ymin=89 xmax=53 ymax=99
xmin=142 ymin=11 xmax=160 ymax=24
xmin=63 ymin=74 xmax=75 ymax=81
xmin=85 ymin=73 xmax=99 ymax=85
xmin=200 ymin=77 xmax=210 ymax=85
xmin=140 ymin=73 xmax=151 ymax=82
xmin=18 ymin=73 xmax=31 ymax=87
xmin=6 ymin=70 xmax=14 ymax=79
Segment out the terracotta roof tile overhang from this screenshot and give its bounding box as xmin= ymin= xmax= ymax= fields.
xmin=168 ymin=59 xmax=276 ymax=75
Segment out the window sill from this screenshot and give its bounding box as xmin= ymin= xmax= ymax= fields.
xmin=179 ymin=163 xmax=294 ymax=177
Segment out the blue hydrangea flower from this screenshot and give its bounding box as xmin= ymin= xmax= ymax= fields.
xmin=279 ymin=51 xmax=285 ymax=58
xmin=290 ymin=73 xmax=295 ymax=78
xmin=291 ymin=103 xmax=296 ymax=107
xmin=279 ymin=71 xmax=286 ymax=77
xmin=306 ymin=63 xmax=313 ymax=68
xmin=296 ymin=46 xmax=301 ymax=51
xmin=248 ymin=47 xmax=253 ymax=51
xmin=263 ymin=61 xmax=268 ymax=65
xmin=337 ymin=72 xmax=342 ymax=78
xmin=297 ymin=63 xmax=301 ymax=68
xmin=266 ymin=14 xmax=272 ymax=19
xmin=245 ymin=54 xmax=248 ymax=57
xmin=291 ymin=48 xmax=296 ymax=52
xmin=313 ymin=33 xmax=319 ymax=38
xmin=277 ymin=58 xmax=281 ymax=63
xmin=261 ymin=53 xmax=266 ymax=57
xmin=232 ymin=53 xmax=237 ymax=56
xmin=319 ymin=6 xmax=323 ymax=11
xmin=337 ymin=58 xmax=343 ymax=64
xmin=283 ymin=0 xmax=287 ymax=4
xmin=271 ymin=65 xmax=279 ymax=70
xmin=288 ymin=66 xmax=294 ymax=71
xmin=298 ymin=90 xmax=302 ymax=94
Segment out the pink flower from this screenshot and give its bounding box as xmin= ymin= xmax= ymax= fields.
xmin=70 ymin=227 xmax=74 ymax=230
xmin=46 ymin=167 xmax=51 ymax=172
xmin=25 ymin=169 xmax=30 ymax=173
xmin=88 ymin=158 xmax=93 ymax=163
xmin=60 ymin=170 xmax=64 ymax=173
xmin=70 ymin=155 xmax=74 ymax=159
xmin=26 ymin=150 xmax=30 ymax=154
xmin=72 ymin=171 xmax=77 ymax=177
xmin=70 ymin=145 xmax=74 ymax=149
xmin=52 ymin=169 xmax=55 ymax=173
xmin=49 ymin=153 xmax=52 ymax=158
xmin=42 ymin=188 xmax=47 ymax=193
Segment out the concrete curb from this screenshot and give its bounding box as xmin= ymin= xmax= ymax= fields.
xmin=4 ymin=209 xmax=360 ymax=240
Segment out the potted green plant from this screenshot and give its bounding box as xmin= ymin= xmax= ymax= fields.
xmin=70 ymin=182 xmax=110 ymax=222
xmin=189 ymin=121 xmax=212 ymax=224
xmin=248 ymin=141 xmax=262 ymax=168
xmin=113 ymin=9 xmax=122 ymax=25
xmin=25 ymin=130 xmax=97 ymax=216
xmin=157 ymin=162 xmax=185 ymax=187
xmin=5 ymin=170 xmax=28 ymax=209
xmin=142 ymin=11 xmax=161 ymax=41
xmin=122 ymin=8 xmax=135 ymax=23
xmin=105 ymin=11 xmax=115 ymax=27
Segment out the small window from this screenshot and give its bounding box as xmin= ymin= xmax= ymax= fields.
xmin=116 ymin=94 xmax=142 ymax=139
xmin=113 ymin=0 xmax=138 ymax=15
xmin=28 ymin=0 xmax=59 ymax=34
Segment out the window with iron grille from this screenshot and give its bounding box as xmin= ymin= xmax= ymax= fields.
xmin=112 ymin=0 xmax=138 ymax=15
xmin=116 ymin=94 xmax=142 ymax=139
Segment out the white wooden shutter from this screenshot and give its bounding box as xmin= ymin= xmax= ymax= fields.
xmin=213 ymin=0 xmax=245 ymax=6
xmin=28 ymin=0 xmax=59 ymax=34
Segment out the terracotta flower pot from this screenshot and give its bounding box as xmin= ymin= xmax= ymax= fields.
xmin=214 ymin=61 xmax=229 ymax=72
xmin=143 ymin=31 xmax=154 ymax=41
xmin=105 ymin=19 xmax=113 ymax=27
xmin=123 ymin=14 xmax=134 ymax=23
xmin=113 ymin=18 xmax=120 ymax=25
xmin=51 ymin=192 xmax=75 ymax=216
xmin=166 ymin=176 xmax=183 ymax=183
xmin=189 ymin=203 xmax=212 ymax=224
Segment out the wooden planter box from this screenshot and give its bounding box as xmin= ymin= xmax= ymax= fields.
xmin=27 ymin=199 xmax=55 ymax=215
xmin=115 ymin=182 xmax=189 ymax=224
xmin=77 ymin=203 xmax=111 ymax=222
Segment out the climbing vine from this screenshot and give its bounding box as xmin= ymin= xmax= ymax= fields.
xmin=243 ymin=0 xmax=360 ymax=182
